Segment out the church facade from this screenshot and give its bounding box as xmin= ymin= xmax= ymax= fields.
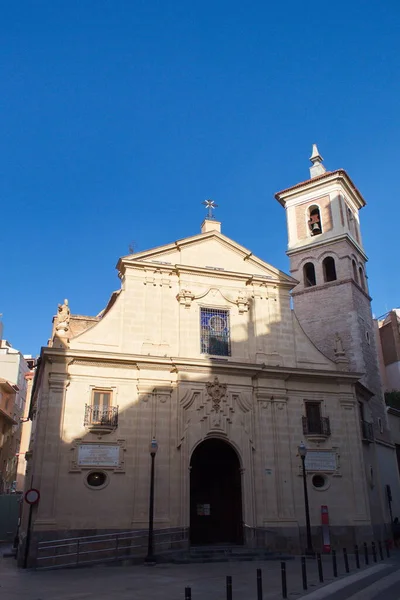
xmin=21 ymin=149 xmax=398 ymax=567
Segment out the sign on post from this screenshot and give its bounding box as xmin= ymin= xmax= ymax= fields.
xmin=321 ymin=505 xmax=331 ymax=553
xmin=24 ymin=488 xmax=40 ymax=505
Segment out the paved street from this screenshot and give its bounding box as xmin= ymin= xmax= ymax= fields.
xmin=1 ymin=546 xmax=400 ymax=600
xmin=300 ymin=559 xmax=400 ymax=600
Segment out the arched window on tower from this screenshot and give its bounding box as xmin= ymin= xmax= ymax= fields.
xmin=359 ymin=266 xmax=366 ymax=290
xmin=308 ymin=205 xmax=322 ymax=236
xmin=352 ymin=259 xmax=359 ymax=283
xmin=322 ymin=257 xmax=337 ymax=282
xmin=304 ymin=262 xmax=316 ymax=287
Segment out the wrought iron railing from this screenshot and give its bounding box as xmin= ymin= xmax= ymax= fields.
xmin=302 ymin=416 xmax=331 ymax=436
xmin=361 ymin=420 xmax=374 ymax=442
xmin=36 ymin=528 xmax=187 ymax=570
xmin=84 ymin=405 xmax=118 ymax=429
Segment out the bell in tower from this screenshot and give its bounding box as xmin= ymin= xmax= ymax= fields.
xmin=308 ymin=206 xmax=322 ymax=236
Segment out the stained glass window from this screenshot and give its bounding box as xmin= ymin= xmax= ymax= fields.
xmin=200 ymin=308 xmax=231 ymax=356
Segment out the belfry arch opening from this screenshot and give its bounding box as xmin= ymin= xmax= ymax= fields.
xmin=322 ymin=256 xmax=337 ymax=282
xmin=303 ymin=262 xmax=316 ymax=287
xmin=190 ymin=438 xmax=243 ymax=545
xmin=308 ymin=205 xmax=322 ymax=236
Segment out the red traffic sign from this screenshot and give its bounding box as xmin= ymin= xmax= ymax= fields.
xmin=24 ymin=488 xmax=40 ymax=505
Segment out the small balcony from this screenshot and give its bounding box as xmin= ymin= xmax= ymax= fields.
xmin=302 ymin=416 xmax=331 ymax=441
xmin=84 ymin=404 xmax=118 ymax=434
xmin=361 ymin=420 xmax=374 ymax=443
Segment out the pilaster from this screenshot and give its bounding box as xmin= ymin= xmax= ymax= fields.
xmin=34 ymin=373 xmax=69 ymax=526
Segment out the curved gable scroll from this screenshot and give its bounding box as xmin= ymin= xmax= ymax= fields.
xmin=194 ymin=287 xmax=239 ymax=304
xmin=177 ymin=287 xmax=251 ymax=313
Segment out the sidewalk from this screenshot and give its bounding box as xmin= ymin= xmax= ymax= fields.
xmin=0 ymin=546 xmax=396 ymax=600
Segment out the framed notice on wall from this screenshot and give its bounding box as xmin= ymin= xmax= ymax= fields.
xmin=77 ymin=444 xmax=120 ymax=467
xmin=197 ymin=503 xmax=211 ymax=516
xmin=305 ymin=451 xmax=337 ymax=472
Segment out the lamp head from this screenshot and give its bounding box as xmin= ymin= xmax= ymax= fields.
xmin=150 ymin=438 xmax=158 ymax=455
xmin=298 ymin=441 xmax=307 ymax=458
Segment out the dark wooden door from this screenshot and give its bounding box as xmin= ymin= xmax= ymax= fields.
xmin=190 ymin=439 xmax=243 ymax=545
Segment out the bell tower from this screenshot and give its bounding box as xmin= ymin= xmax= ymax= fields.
xmin=275 ymin=146 xmax=389 ymax=441
xmin=275 ymin=146 xmax=400 ymax=538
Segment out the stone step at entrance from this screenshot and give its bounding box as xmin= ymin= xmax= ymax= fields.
xmin=160 ymin=545 xmax=293 ymax=564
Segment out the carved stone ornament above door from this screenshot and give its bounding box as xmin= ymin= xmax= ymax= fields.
xmin=206 ymin=376 xmax=227 ymax=412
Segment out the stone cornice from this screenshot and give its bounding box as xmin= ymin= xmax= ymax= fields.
xmin=119 ymin=259 xmax=295 ymax=289
xmin=291 ymin=276 xmax=372 ymax=302
xmin=116 ymin=230 xmax=296 ymax=286
xmin=287 ymin=232 xmax=368 ymax=262
xmin=39 ymin=347 xmax=362 ymax=384
xmin=275 ymin=169 xmax=366 ymax=210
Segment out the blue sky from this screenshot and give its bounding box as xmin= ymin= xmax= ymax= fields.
xmin=1 ymin=1 xmax=399 ymax=355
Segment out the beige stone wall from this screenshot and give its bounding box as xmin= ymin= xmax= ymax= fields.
xmin=23 ymin=229 xmax=376 ymax=562
xmin=27 ymin=357 xmax=369 ymax=542
xmin=70 ymin=234 xmax=333 ymax=372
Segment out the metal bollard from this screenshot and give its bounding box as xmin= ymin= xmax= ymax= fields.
xmin=257 ymin=568 xmax=263 ymax=600
xmin=226 ymin=576 xmax=232 ymax=600
xmin=385 ymin=539 xmax=390 ymax=559
xmin=364 ymin=542 xmax=369 ymax=565
xmin=372 ymin=542 xmax=377 ymax=563
xmin=317 ymin=553 xmax=323 ymax=583
xmin=281 ymin=562 xmax=287 ymax=599
xmin=332 ymin=549 xmax=338 ymax=577
xmin=355 ymin=544 xmax=360 ymax=569
xmin=378 ymin=540 xmax=384 ymax=561
xmin=343 ymin=548 xmax=349 ymax=573
xmin=185 ymin=587 xmax=192 ymax=600
xmin=301 ymin=556 xmax=308 ymax=590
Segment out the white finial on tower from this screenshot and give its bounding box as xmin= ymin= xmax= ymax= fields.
xmin=309 ymin=143 xmax=327 ymax=178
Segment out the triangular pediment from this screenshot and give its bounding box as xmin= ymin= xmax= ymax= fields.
xmin=117 ymin=230 xmax=295 ymax=285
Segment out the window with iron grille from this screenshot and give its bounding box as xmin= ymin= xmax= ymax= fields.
xmin=84 ymin=389 xmax=118 ymax=428
xmin=200 ymin=308 xmax=231 ymax=356
xmin=302 ymin=401 xmax=331 ymax=436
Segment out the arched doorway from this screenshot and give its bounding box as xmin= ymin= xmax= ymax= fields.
xmin=190 ymin=438 xmax=243 ymax=545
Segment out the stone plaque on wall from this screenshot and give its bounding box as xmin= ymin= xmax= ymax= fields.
xmin=305 ymin=451 xmax=336 ymax=472
xmin=77 ymin=444 xmax=120 ymax=467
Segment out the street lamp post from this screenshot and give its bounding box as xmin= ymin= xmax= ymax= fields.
xmin=298 ymin=441 xmax=314 ymax=556
xmin=145 ymin=437 xmax=158 ymax=564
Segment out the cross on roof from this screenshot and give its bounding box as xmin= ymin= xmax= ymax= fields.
xmin=202 ymin=199 xmax=218 ymax=220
